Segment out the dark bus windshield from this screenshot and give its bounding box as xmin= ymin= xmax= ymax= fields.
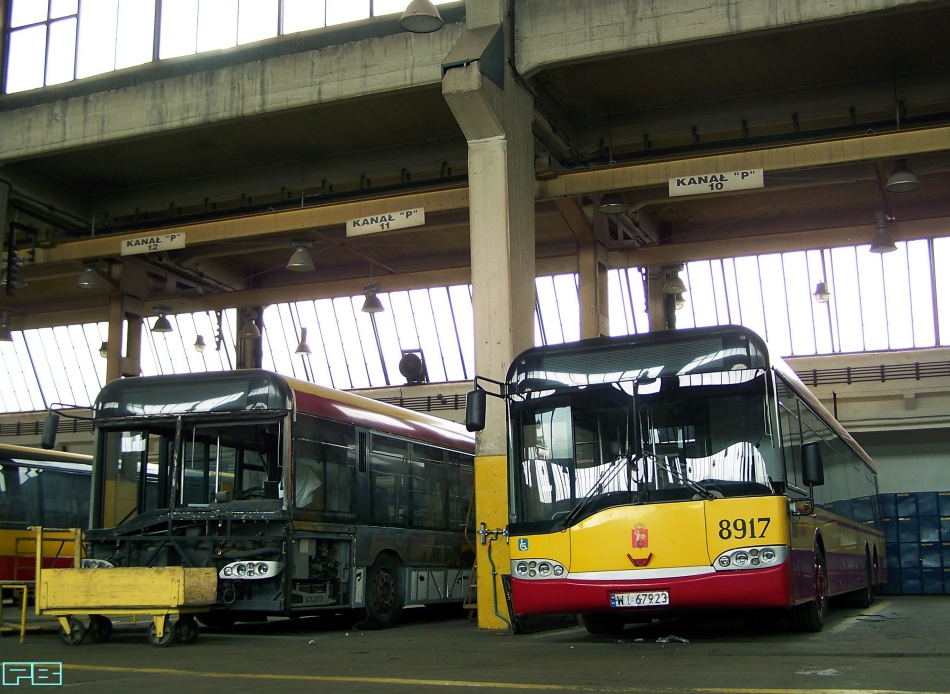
xmin=510 ymin=369 xmax=779 ymax=527
xmin=95 ymin=416 xmax=283 ymax=527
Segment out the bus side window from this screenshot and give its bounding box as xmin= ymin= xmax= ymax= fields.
xmin=294 ymin=441 xmax=325 ymax=511
xmin=369 ymin=435 xmax=409 ymax=526
xmin=411 ymin=444 xmax=448 ymax=530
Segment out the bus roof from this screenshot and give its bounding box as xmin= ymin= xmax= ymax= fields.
xmin=507 ymin=325 xmax=877 ymax=473
xmin=94 ymin=370 xmax=474 ymax=452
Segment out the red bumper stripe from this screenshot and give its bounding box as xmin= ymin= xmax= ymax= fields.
xmin=511 ymin=563 xmax=793 ymax=616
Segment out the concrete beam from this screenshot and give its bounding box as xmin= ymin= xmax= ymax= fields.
xmin=515 ymin=0 xmax=930 ymax=77
xmin=0 ymin=23 xmax=462 ymax=161
xmin=537 ymin=125 xmax=950 ymax=201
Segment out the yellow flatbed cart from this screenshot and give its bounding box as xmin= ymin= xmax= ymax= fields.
xmin=31 ymin=527 xmax=217 ymax=647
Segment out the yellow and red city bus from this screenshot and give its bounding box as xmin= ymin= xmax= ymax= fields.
xmin=44 ymin=370 xmax=474 ymax=632
xmin=0 ymin=443 xmax=91 ymax=582
xmin=466 ymin=325 xmax=885 ymax=633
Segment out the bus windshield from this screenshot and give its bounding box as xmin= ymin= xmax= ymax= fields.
xmin=96 ymin=416 xmax=283 ymax=528
xmin=510 ymin=369 xmax=780 ymax=527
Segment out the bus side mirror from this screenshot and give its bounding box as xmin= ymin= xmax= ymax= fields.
xmin=41 ymin=412 xmax=61 ymax=449
xmin=465 ymin=389 xmax=486 ymax=432
xmin=801 ymin=441 xmax=825 ymax=487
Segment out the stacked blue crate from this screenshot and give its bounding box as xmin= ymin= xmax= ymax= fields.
xmin=880 ymin=493 xmax=901 ymax=594
xmin=879 ymin=491 xmax=950 ymax=594
xmin=941 ymin=492 xmax=950 ymax=595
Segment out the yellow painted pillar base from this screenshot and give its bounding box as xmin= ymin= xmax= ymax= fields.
xmin=474 ymin=453 xmax=512 ymax=630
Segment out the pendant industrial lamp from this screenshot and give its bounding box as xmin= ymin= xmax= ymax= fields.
xmin=295 ymin=328 xmax=312 ymax=355
xmin=885 ymin=159 xmax=920 ymax=193
xmin=662 ymin=268 xmax=687 ymax=294
xmin=361 ymin=283 xmax=384 ymax=313
xmin=597 ymin=192 xmax=628 ymax=215
xmin=240 ymin=314 xmax=262 ymax=338
xmin=869 ymin=211 xmax=897 ymax=253
xmin=286 ymin=241 xmax=315 ymax=272
xmin=77 ymin=262 xmax=102 ymax=290
xmin=399 ymin=0 xmax=443 ymax=33
xmin=151 ymin=307 xmax=173 ymax=333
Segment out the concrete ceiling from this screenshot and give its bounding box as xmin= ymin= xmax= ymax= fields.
xmin=3 ymin=0 xmax=950 ymax=328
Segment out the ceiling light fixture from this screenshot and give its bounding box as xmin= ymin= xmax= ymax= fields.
xmin=295 ymin=328 xmax=312 ymax=355
xmin=77 ymin=262 xmax=102 ymax=290
xmin=662 ymin=269 xmax=687 ymax=294
xmin=99 ymin=341 xmax=109 ymax=358
xmin=674 ymin=293 xmax=686 ymax=311
xmin=885 ymin=159 xmax=920 ymax=193
xmin=194 ymin=335 xmax=206 ymax=352
xmin=361 ymin=283 xmax=384 ymax=313
xmin=399 ymin=0 xmax=444 ymax=33
xmin=597 ymin=192 xmax=628 ymax=215
xmin=286 ymin=241 xmax=316 ymax=272
xmin=151 ymin=306 xmax=173 ymax=333
xmin=240 ymin=317 xmax=261 ymax=338
xmin=813 ymin=281 xmax=830 ymax=304
xmin=869 ymin=211 xmax=897 ymax=254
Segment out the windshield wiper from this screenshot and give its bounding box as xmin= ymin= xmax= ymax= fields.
xmin=648 ymin=453 xmax=714 ymax=500
xmin=558 ymin=455 xmax=635 ymax=528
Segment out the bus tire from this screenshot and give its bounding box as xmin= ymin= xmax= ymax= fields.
xmin=174 ymin=615 xmax=200 ymax=643
xmin=196 ymin=612 xmax=237 ymax=630
xmin=790 ymin=545 xmax=828 ymax=632
xmin=580 ymin=612 xmax=626 ymax=635
xmin=365 ymin=554 xmax=403 ymax=629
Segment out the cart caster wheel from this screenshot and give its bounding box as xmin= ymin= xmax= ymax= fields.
xmin=147 ymin=617 xmax=174 ymax=647
xmin=59 ymin=616 xmax=86 ymax=646
xmin=88 ymin=615 xmax=113 ymax=643
xmin=174 ymin=616 xmax=200 ymax=644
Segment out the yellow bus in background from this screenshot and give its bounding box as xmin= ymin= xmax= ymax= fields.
xmin=466 ymin=325 xmax=885 ymax=633
xmin=0 ymin=443 xmax=92 ymax=582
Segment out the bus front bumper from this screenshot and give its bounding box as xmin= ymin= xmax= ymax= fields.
xmin=509 ymin=562 xmax=793 ymax=617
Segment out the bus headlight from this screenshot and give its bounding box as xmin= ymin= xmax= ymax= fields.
xmin=219 ymin=560 xmax=284 ymax=580
xmin=713 ymin=546 xmax=788 ymax=571
xmin=511 ymin=558 xmax=566 ymax=579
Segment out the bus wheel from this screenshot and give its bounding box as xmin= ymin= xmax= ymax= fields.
xmin=196 ymin=612 xmax=237 ymax=630
xmin=791 ymin=545 xmax=828 ymax=632
xmin=580 ymin=613 xmax=626 ymax=635
xmin=174 ymin=615 xmax=200 ymax=644
xmin=88 ymin=615 xmax=113 ymax=643
xmin=365 ymin=554 xmax=403 ymax=629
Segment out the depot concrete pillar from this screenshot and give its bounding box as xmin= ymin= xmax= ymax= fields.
xmin=581 ymin=215 xmax=609 ymax=338
xmin=443 ymin=8 xmax=535 ymax=630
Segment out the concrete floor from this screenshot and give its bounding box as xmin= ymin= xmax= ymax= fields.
xmin=2 ymin=597 xmax=948 ymax=693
